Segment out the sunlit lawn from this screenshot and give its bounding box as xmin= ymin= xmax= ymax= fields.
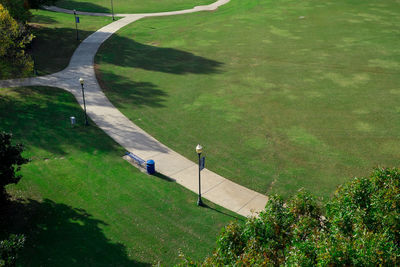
xmin=55 ymin=0 xmax=215 ymax=13
xmin=95 ymin=0 xmax=400 ymax=200
xmin=0 ymin=86 xmax=240 ymax=265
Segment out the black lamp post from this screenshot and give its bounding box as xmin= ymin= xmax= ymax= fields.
xmin=79 ymin=78 xmax=89 ymax=126
xmin=196 ymin=144 xmax=204 ymax=206
xmin=32 ymin=53 xmax=37 ymax=76
xmin=111 ymin=0 xmax=115 ymax=21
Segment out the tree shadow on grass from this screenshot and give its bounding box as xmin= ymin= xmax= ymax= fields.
xmin=201 ymin=203 xmax=244 ymax=221
xmin=0 ymin=85 xmax=170 ymax=157
xmin=0 ymin=198 xmax=150 ymax=266
xmin=98 ymin=35 xmax=223 ymax=75
xmin=30 ymin=14 xmax=57 ymax=24
xmin=54 ymin=0 xmax=111 ymax=13
xmin=153 ymin=172 xmax=175 ymax=182
xmin=0 ymin=86 xmax=125 ymax=156
xmin=96 ymin=69 xmax=168 ymax=108
xmin=30 ymin=27 xmax=109 ymax=75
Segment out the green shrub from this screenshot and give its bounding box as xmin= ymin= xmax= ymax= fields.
xmin=189 ymin=168 xmax=400 ymax=266
xmin=0 ymin=132 xmax=29 ymax=204
xmin=0 ymin=234 xmax=25 ymax=267
xmin=0 ymin=0 xmax=30 ymax=22
xmin=0 ymin=4 xmax=33 ymax=79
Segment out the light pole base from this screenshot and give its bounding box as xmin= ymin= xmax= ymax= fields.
xmin=197 ymin=197 xmax=204 ymax=207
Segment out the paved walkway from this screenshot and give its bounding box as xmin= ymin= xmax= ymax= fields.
xmin=0 ymin=0 xmax=268 ymax=217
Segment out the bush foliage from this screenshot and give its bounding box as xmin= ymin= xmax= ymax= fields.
xmin=0 ymin=132 xmax=29 ymax=204
xmin=0 ymin=4 xmax=33 ymax=79
xmin=184 ymin=168 xmax=399 ymax=266
xmin=0 ymin=0 xmax=57 ymax=78
xmin=0 ymin=235 xmax=25 ymax=267
xmin=0 ymin=0 xmax=57 ymax=22
xmin=0 ymin=0 xmax=30 ymax=22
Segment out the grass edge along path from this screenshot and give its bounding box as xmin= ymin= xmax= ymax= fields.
xmin=95 ymin=0 xmax=400 ymax=200
xmin=0 ymin=86 xmax=241 ymax=266
xmin=29 ymin=9 xmax=114 ymax=76
xmin=55 ymin=0 xmax=216 ymax=14
xmin=1 ymin=0 xmax=269 ymax=218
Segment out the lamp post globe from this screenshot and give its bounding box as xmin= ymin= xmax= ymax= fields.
xmin=196 ymin=144 xmax=203 ymax=154
xmin=196 ymin=144 xmax=204 ymax=206
xmin=79 ymin=78 xmax=88 ymax=126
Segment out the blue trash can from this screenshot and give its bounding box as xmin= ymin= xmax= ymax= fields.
xmin=146 ymin=160 xmax=155 ymax=175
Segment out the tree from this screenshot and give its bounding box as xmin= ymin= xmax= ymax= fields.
xmin=0 ymin=234 xmax=25 ymax=267
xmin=0 ymin=0 xmax=30 ymax=22
xmin=320 ymin=167 xmax=400 ymax=265
xmin=0 ymin=4 xmax=33 ymax=79
xmin=25 ymin=0 xmax=58 ymax=9
xmin=0 ymin=133 xmax=28 ymax=266
xmin=0 ymin=132 xmax=29 ymax=204
xmin=0 ymin=0 xmax=58 ymax=22
xmin=186 ymin=168 xmax=400 ymax=266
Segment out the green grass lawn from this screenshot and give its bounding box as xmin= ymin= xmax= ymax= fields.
xmin=95 ymin=0 xmax=400 ymax=200
xmin=29 ymin=9 xmax=113 ymax=75
xmin=0 ymin=86 xmax=241 ymax=265
xmin=55 ymin=0 xmax=215 ymax=14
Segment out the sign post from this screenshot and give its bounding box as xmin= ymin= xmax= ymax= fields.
xmin=73 ymin=10 xmax=80 ymax=41
xmin=111 ymin=0 xmax=115 ymax=21
xmin=200 ymin=156 xmax=205 ymax=171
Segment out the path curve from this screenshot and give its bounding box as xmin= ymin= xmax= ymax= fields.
xmin=0 ymin=0 xmax=268 ymax=217
xmin=43 ymin=0 xmax=228 ymax=17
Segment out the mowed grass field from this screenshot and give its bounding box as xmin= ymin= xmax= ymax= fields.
xmin=55 ymin=0 xmax=215 ymax=14
xmin=95 ymin=0 xmax=400 ymax=200
xmin=0 ymin=87 xmax=240 ymax=265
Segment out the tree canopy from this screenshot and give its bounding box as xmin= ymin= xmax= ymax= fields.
xmin=0 ymin=0 xmax=57 ymax=22
xmin=183 ymin=168 xmax=400 ymax=266
xmin=0 ymin=0 xmax=30 ymax=22
xmin=0 ymin=132 xmax=29 ymax=203
xmin=0 ymin=4 xmax=33 ymax=79
xmin=0 ymin=133 xmax=28 ymax=266
xmin=0 ymin=235 xmax=25 ymax=267
xmin=26 ymin=0 xmax=58 ymax=9
xmin=0 ymin=0 xmax=58 ymax=78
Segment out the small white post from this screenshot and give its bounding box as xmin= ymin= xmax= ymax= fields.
xmin=70 ymin=116 xmax=76 ymax=126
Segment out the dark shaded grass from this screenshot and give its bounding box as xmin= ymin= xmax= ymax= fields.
xmin=0 ymin=86 xmax=241 ymax=265
xmin=0 ymin=199 xmax=148 ymax=266
xmin=29 ymin=10 xmax=113 ymax=75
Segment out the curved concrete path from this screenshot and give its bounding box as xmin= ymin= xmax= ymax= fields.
xmin=0 ymin=0 xmax=268 ymax=217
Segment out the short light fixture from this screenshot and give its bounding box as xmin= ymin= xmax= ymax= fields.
xmin=79 ymin=78 xmax=88 ymax=126
xmin=196 ymin=144 xmax=204 ymax=206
